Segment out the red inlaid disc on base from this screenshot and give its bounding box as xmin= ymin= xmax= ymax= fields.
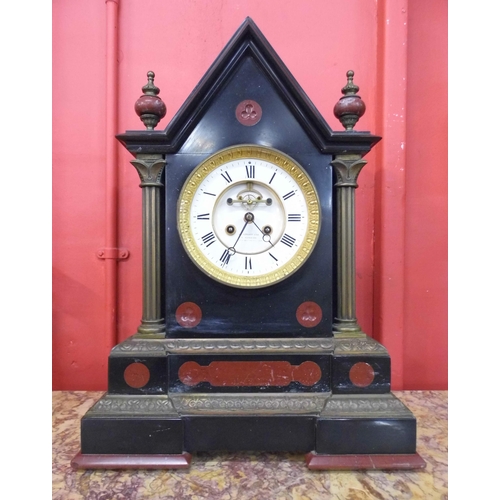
xmin=123 ymin=362 xmax=150 ymax=389
xmin=349 ymin=362 xmax=375 ymax=387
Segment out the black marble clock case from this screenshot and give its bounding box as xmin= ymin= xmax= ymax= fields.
xmin=77 ymin=18 xmax=419 ymax=464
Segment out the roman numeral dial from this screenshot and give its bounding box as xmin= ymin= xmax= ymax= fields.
xmin=177 ymin=145 xmax=321 ymax=288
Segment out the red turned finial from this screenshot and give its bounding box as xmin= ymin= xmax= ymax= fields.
xmin=333 ymin=70 xmax=366 ymax=130
xmin=134 ymin=71 xmax=167 ymax=130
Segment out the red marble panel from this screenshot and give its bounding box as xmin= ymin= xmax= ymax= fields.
xmin=305 ymin=453 xmax=426 ymax=470
xmin=178 ymin=361 xmax=322 ymax=387
xmin=71 ymin=452 xmax=192 ymax=470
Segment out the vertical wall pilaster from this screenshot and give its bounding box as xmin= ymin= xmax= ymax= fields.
xmin=374 ymin=0 xmax=409 ymax=388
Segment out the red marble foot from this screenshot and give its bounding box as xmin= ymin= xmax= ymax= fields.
xmin=305 ymin=452 xmax=426 ymax=470
xmin=71 ymin=451 xmax=192 ymax=470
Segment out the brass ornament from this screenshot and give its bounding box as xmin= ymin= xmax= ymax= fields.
xmin=170 ymin=393 xmax=330 ymax=415
xmin=331 ymin=155 xmax=367 ymax=188
xmin=321 ymin=394 xmax=413 ymax=418
xmin=88 ymin=395 xmax=177 ymax=415
xmin=131 ymin=155 xmax=166 ymax=187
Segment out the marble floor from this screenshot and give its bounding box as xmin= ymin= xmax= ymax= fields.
xmin=53 ymin=390 xmax=447 ymax=499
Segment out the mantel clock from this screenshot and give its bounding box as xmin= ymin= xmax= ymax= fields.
xmin=73 ymin=18 xmax=424 ymax=470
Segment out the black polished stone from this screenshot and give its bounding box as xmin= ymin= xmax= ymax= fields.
xmin=184 ymin=416 xmax=316 ymax=452
xmin=316 ymin=418 xmax=417 ymax=455
xmin=81 ymin=417 xmax=184 ymax=455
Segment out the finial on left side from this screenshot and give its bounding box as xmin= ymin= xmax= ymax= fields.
xmin=134 ymin=71 xmax=167 ymax=130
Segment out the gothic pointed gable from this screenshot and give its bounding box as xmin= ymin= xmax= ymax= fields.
xmin=117 ymin=17 xmax=380 ymax=155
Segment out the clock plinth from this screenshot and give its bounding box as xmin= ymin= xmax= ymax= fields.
xmin=74 ymin=18 xmax=422 ymax=470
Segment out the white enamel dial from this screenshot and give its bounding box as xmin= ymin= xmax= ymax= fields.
xmin=177 ymin=145 xmax=320 ymax=288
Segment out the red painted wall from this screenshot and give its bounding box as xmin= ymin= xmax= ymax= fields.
xmin=53 ymin=0 xmax=108 ymax=390
xmin=52 ymin=0 xmax=447 ymax=390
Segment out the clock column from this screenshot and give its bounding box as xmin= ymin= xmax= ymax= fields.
xmin=130 ymin=72 xmax=167 ymax=337
xmin=331 ymin=154 xmax=367 ymax=337
xmin=332 ymin=71 xmax=367 ymax=338
xmin=131 ymin=154 xmax=166 ymax=337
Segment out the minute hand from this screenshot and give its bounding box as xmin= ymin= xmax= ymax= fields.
xmin=252 ymin=219 xmax=274 ymax=247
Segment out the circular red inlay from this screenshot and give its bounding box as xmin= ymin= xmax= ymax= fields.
xmin=175 ymin=302 xmax=202 ymax=328
xmin=293 ymin=361 xmax=322 ymax=386
xmin=296 ymin=301 xmax=323 ymax=328
xmin=178 ymin=361 xmax=206 ymax=386
xmin=123 ymin=362 xmax=150 ymax=388
xmin=349 ymin=362 xmax=375 ymax=387
xmin=235 ymin=100 xmax=262 ymax=126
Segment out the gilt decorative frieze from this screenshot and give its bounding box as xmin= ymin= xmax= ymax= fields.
xmin=87 ymin=395 xmax=177 ymax=415
xmin=165 ymin=338 xmax=335 ymax=354
xmin=170 ymin=393 xmax=330 ymax=414
xmin=111 ymin=338 xmax=166 ymax=356
xmin=321 ymin=394 xmax=413 ymax=418
xmin=111 ymin=336 xmax=386 ymax=357
xmin=333 ymin=337 xmax=388 ymax=355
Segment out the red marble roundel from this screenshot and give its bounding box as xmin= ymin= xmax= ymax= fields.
xmin=349 ymin=362 xmax=375 ymax=387
xmin=235 ymin=100 xmax=262 ymax=126
xmin=175 ymin=302 xmax=202 ymax=328
xmin=123 ymin=362 xmax=150 ymax=389
xmin=296 ymin=301 xmax=322 ymax=328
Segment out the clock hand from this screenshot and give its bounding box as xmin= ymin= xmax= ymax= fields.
xmin=231 ymin=222 xmax=248 ymax=250
xmin=252 ymin=219 xmax=275 ymax=246
xmin=230 ymin=213 xmax=253 ymax=252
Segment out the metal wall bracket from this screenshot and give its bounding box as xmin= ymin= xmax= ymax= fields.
xmin=96 ymin=248 xmax=130 ymax=260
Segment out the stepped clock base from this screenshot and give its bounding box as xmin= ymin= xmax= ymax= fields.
xmin=77 ymin=392 xmax=422 ymax=469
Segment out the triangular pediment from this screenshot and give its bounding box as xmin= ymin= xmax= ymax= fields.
xmin=117 ymin=18 xmax=379 ymax=155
